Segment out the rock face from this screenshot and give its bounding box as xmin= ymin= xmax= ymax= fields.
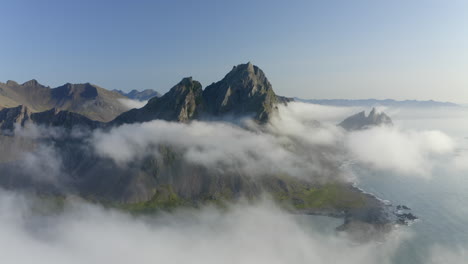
xmin=0 ymin=105 xmax=101 ymax=132
xmin=0 ymin=105 xmax=31 ymax=131
xmin=114 ymin=89 xmax=161 ymax=101
xmin=202 ymin=62 xmax=278 ymax=122
xmin=339 ymin=108 xmax=393 ymax=130
xmin=0 ymin=80 xmax=128 ymax=122
xmin=112 ymin=77 xmax=203 ymax=124
xmin=30 ymin=108 xmax=102 ymax=130
xmin=112 ymin=62 xmax=283 ymax=124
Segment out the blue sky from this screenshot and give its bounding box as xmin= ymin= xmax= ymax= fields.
xmin=0 ymin=0 xmax=467 ymax=102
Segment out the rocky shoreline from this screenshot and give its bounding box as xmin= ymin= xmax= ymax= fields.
xmin=296 ymin=183 xmax=417 ymax=240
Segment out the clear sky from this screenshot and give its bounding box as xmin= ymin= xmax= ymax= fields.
xmin=0 ymin=0 xmax=467 ymax=102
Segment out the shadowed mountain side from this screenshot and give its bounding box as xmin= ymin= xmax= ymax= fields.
xmin=0 ymin=80 xmax=129 ymax=122
xmin=113 ymin=63 xmax=284 ymax=125
xmin=112 ymin=77 xmax=203 ymax=125
xmin=0 ymin=105 xmax=102 ymax=132
xmin=203 ymin=62 xmax=279 ymax=123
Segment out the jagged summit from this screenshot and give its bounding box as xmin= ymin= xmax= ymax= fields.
xmin=202 ymin=62 xmax=278 ymax=122
xmin=22 ymin=79 xmax=41 ymax=87
xmin=339 ymin=107 xmax=393 ymax=130
xmin=113 ymin=62 xmax=282 ymax=124
xmin=112 ymin=77 xmax=203 ymax=124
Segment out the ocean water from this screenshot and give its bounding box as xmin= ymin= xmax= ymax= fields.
xmin=356 ymin=166 xmax=468 ymax=263
xmin=301 ymin=107 xmax=468 ymax=263
xmin=300 ymin=156 xmax=468 ymax=264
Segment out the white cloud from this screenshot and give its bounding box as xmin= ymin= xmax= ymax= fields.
xmin=346 ymin=126 xmax=455 ymax=177
xmin=118 ymin=98 xmax=148 ymax=109
xmin=429 ymin=246 xmax=468 ymax=264
xmin=0 ymin=190 xmax=415 ymax=264
xmin=92 ymin=119 xmax=335 ymax=179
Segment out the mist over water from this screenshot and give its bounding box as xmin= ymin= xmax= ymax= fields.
xmin=349 ymin=106 xmax=468 ymax=264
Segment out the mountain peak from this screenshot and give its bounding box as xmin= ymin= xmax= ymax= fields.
xmin=203 ymin=62 xmax=278 ymax=122
xmin=22 ymin=79 xmax=40 ymax=86
xmin=112 ymin=77 xmax=204 ymax=124
xmin=6 ymin=80 xmax=19 ymax=86
xmin=53 ymin=82 xmax=99 ymax=99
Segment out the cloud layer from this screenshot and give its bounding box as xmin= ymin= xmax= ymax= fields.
xmin=346 ymin=127 xmax=455 ymax=176
xmin=0 ymin=190 xmax=412 ymax=264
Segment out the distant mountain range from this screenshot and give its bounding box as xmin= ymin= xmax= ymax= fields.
xmin=113 ymin=89 xmax=161 ymax=101
xmin=295 ymin=98 xmax=458 ymax=108
xmin=0 ymin=80 xmax=129 ymax=122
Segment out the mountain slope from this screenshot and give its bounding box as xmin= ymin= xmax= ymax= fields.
xmin=0 ymin=80 xmax=129 ymax=122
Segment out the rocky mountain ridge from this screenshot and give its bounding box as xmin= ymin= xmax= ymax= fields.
xmin=1 ymin=63 xmax=288 ymax=129
xmin=0 ymin=80 xmax=129 ymax=122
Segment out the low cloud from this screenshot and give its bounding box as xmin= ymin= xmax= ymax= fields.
xmin=0 ymin=189 xmax=417 ymax=264
xmin=429 ymin=246 xmax=468 ymax=264
xmin=118 ymin=98 xmax=148 ymax=109
xmin=92 ymin=119 xmax=338 ymax=179
xmin=346 ymin=127 xmax=455 ymax=177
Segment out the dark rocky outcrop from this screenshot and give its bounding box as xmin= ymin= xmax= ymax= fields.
xmin=339 ymin=108 xmax=393 ymax=131
xmin=202 ymin=62 xmax=278 ymax=123
xmin=0 ymin=105 xmax=31 ymax=131
xmin=30 ymin=108 xmax=102 ymax=130
xmin=112 ymin=62 xmax=284 ymax=124
xmin=112 ymin=77 xmax=204 ymax=125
